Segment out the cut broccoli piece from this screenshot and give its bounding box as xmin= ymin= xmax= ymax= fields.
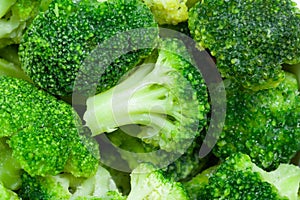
xmin=18 ymin=165 xmax=125 ymax=200
xmin=84 ymin=38 xmax=209 ymax=155
xmin=184 ymin=153 xmax=300 ymax=200
xmin=188 ymin=0 xmax=300 ymax=90
xmin=0 ymin=45 xmax=32 ymax=81
xmin=0 ymin=182 xmax=20 ymax=200
xmin=143 ymin=0 xmax=188 ymax=25
xmin=127 ymin=163 xmax=189 ymax=200
xmin=19 ymin=0 xmax=159 ymax=96
xmin=0 ymin=0 xmax=52 ymax=48
xmin=0 ymin=76 xmax=99 ymax=177
xmin=0 ymin=137 xmax=22 ymax=191
xmin=213 ymin=72 xmax=300 ymax=170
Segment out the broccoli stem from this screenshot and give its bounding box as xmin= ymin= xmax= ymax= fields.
xmin=84 ymin=63 xmax=177 ymax=135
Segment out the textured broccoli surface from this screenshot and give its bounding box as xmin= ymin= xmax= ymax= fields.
xmin=184 ymin=153 xmax=300 ymax=200
xmin=0 ymin=76 xmax=99 ymax=177
xmin=84 ymin=38 xmax=209 ymax=155
xmin=213 ymin=72 xmax=300 ymax=170
xmin=127 ymin=163 xmax=189 ymax=200
xmin=143 ymin=0 xmax=189 ymax=25
xmin=188 ymin=0 xmax=300 ymax=91
xmin=18 ymin=165 xmax=125 ymax=200
xmin=19 ymin=0 xmax=159 ymax=96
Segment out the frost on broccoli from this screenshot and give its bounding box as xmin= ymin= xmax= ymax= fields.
xmin=188 ymin=0 xmax=300 ymax=91
xmin=127 ymin=163 xmax=189 ymax=200
xmin=213 ymin=72 xmax=300 ymax=170
xmin=18 ymin=165 xmax=125 ymax=200
xmin=184 ymin=153 xmax=300 ymax=200
xmin=143 ymin=0 xmax=189 ymax=25
xmin=19 ymin=0 xmax=159 ymax=96
xmin=0 ymin=76 xmax=99 ymax=177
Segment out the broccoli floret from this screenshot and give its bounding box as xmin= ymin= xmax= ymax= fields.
xmin=0 ymin=45 xmax=32 ymax=81
xmin=18 ymin=165 xmax=125 ymax=200
xmin=184 ymin=153 xmax=300 ymax=200
xmin=84 ymin=38 xmax=209 ymax=155
xmin=188 ymin=0 xmax=300 ymax=91
xmin=127 ymin=163 xmax=189 ymax=200
xmin=0 ymin=0 xmax=51 ymax=48
xmin=0 ymin=76 xmax=99 ymax=177
xmin=0 ymin=182 xmax=20 ymax=200
xmin=213 ymin=72 xmax=300 ymax=170
xmin=143 ymin=0 xmax=189 ymax=25
xmin=0 ymin=137 xmax=22 ymax=191
xmin=19 ymin=0 xmax=159 ymax=96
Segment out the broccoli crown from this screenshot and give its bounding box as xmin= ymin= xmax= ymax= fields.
xmin=191 ymin=153 xmax=300 ymax=200
xmin=188 ymin=0 xmax=300 ymax=90
xmin=19 ymin=0 xmax=159 ymax=96
xmin=0 ymin=0 xmax=51 ymax=48
xmin=18 ymin=165 xmax=125 ymax=200
xmin=84 ymin=38 xmax=209 ymax=155
xmin=0 ymin=76 xmax=99 ymax=177
xmin=0 ymin=182 xmax=20 ymax=200
xmin=214 ymin=72 xmax=300 ymax=170
xmin=127 ymin=163 xmax=189 ymax=200
xmin=143 ymin=0 xmax=188 ymax=25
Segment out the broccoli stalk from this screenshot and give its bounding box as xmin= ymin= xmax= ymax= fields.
xmin=184 ymin=153 xmax=300 ymax=200
xmin=0 ymin=182 xmax=20 ymax=200
xmin=84 ymin=38 xmax=209 ymax=154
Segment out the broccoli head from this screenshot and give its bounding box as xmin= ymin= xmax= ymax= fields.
xmin=127 ymin=163 xmax=189 ymax=200
xmin=0 ymin=0 xmax=51 ymax=48
xmin=0 ymin=76 xmax=99 ymax=177
xmin=18 ymin=165 xmax=125 ymax=200
xmin=184 ymin=153 xmax=300 ymax=200
xmin=188 ymin=0 xmax=300 ymax=91
xmin=19 ymin=0 xmax=159 ymax=96
xmin=84 ymin=38 xmax=209 ymax=156
xmin=213 ymin=72 xmax=300 ymax=170
xmin=143 ymin=0 xmax=189 ymax=25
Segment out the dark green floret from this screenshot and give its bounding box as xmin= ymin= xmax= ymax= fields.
xmin=19 ymin=0 xmax=159 ymax=96
xmin=213 ymin=72 xmax=300 ymax=170
xmin=188 ymin=0 xmax=300 ymax=91
xmin=0 ymin=76 xmax=99 ymax=177
xmin=84 ymin=38 xmax=209 ymax=155
xmin=184 ymin=153 xmax=300 ymax=200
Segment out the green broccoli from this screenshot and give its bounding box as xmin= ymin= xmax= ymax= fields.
xmin=0 ymin=75 xmax=99 ymax=177
xmin=213 ymin=72 xmax=300 ymax=170
xmin=184 ymin=153 xmax=300 ymax=200
xmin=0 ymin=182 xmax=20 ymax=200
xmin=143 ymin=0 xmax=189 ymax=25
xmin=0 ymin=137 xmax=22 ymax=191
xmin=19 ymin=0 xmax=159 ymax=96
xmin=188 ymin=0 xmax=300 ymax=91
xmin=127 ymin=163 xmax=189 ymax=200
xmin=18 ymin=165 xmax=125 ymax=200
xmin=0 ymin=0 xmax=52 ymax=48
xmin=84 ymin=38 xmax=209 ymax=156
xmin=0 ymin=45 xmax=31 ymax=81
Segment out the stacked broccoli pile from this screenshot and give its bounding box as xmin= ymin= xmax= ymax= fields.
xmin=0 ymin=0 xmax=299 ymax=199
